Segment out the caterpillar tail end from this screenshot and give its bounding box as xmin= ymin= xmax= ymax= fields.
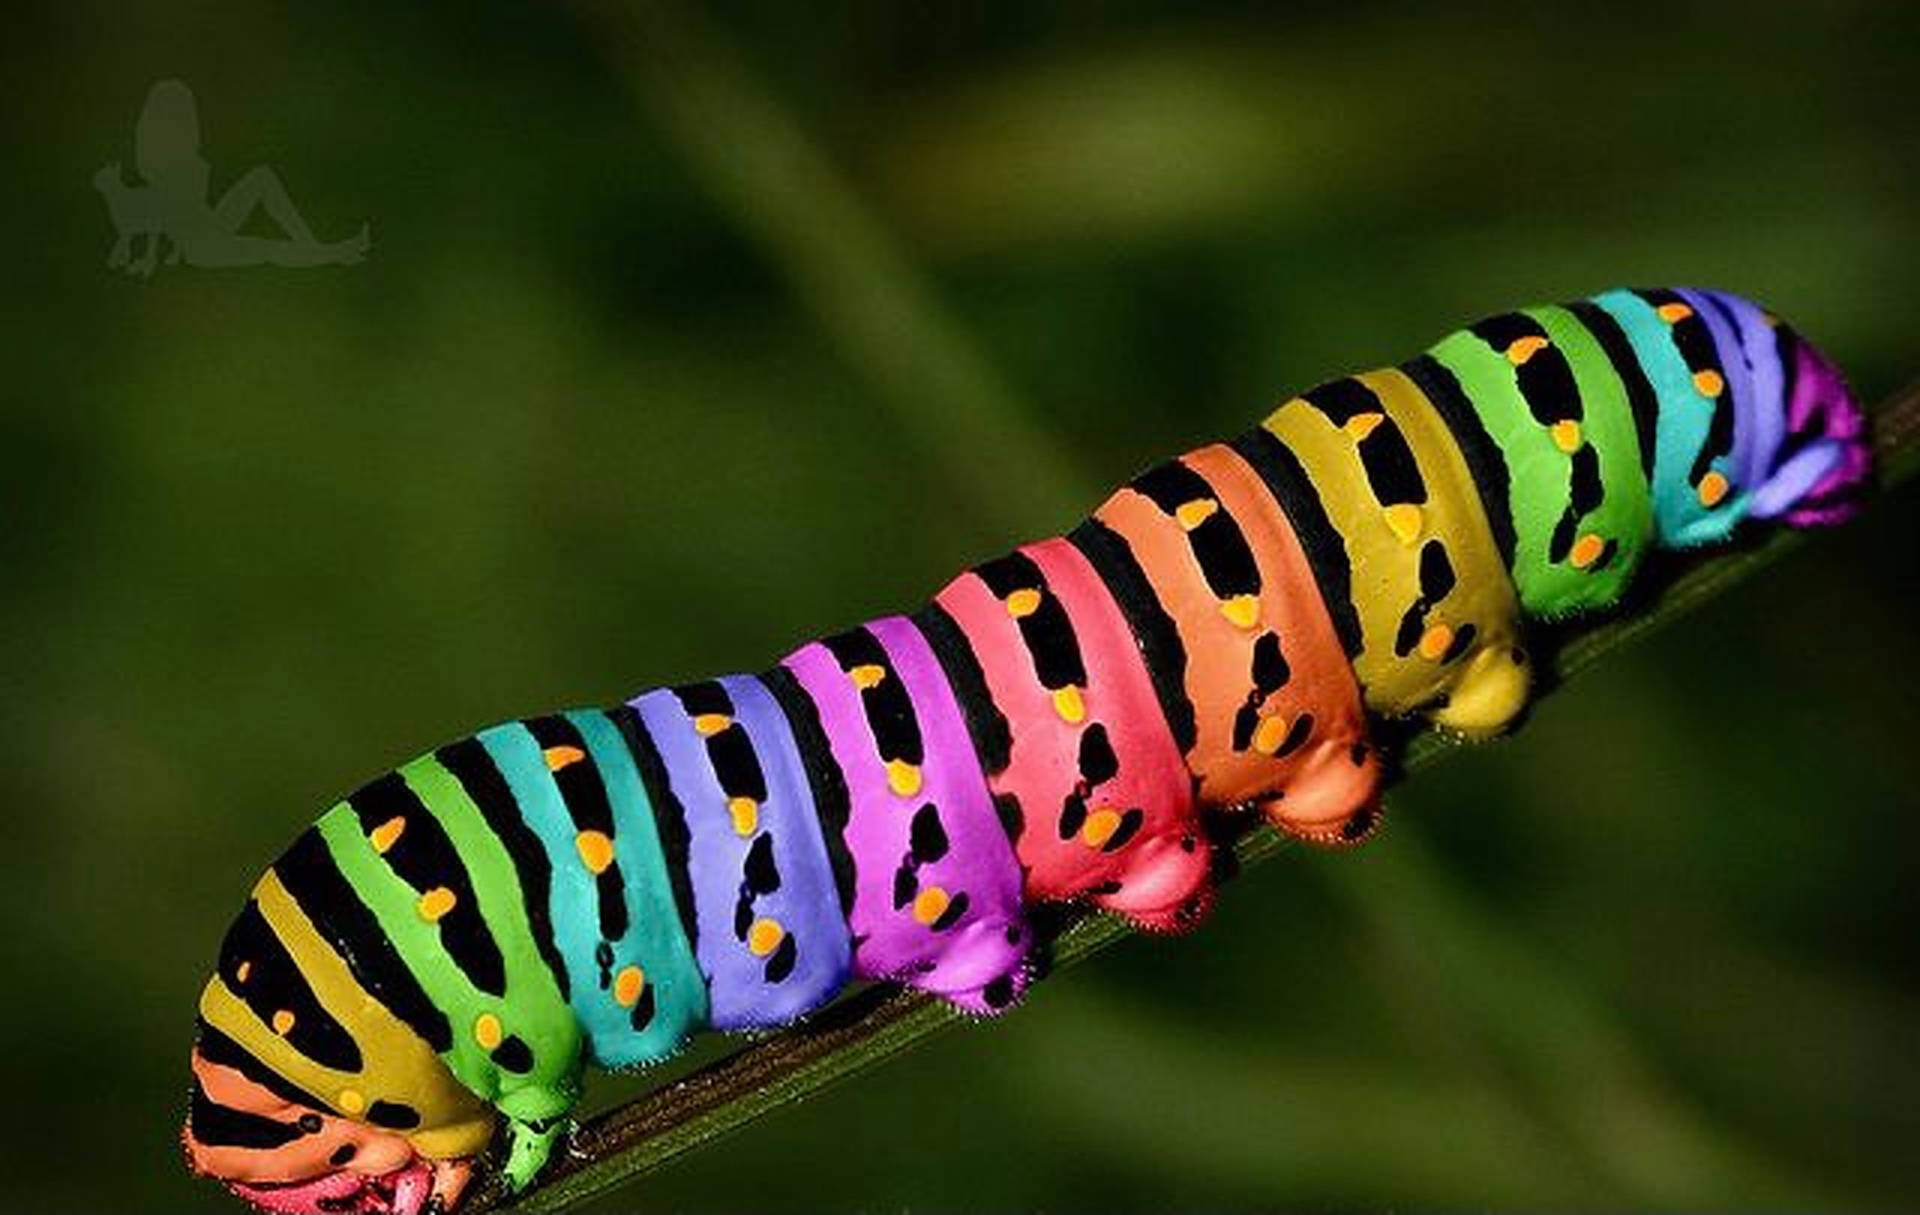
xmin=1757 ymin=326 xmax=1875 ymax=528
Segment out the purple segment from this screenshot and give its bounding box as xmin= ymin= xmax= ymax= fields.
xmin=631 ymin=677 xmax=852 ymax=1031
xmin=1678 ymin=287 xmax=1780 ymax=492
xmin=1780 ymin=336 xmax=1873 ymax=526
xmin=782 ymin=616 xmax=1030 ymax=1015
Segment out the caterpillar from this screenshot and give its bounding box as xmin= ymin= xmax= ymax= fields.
xmin=183 ymin=287 xmax=1872 ymax=1215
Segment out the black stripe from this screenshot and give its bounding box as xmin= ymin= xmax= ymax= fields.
xmin=972 ymin=552 xmax=1090 ymax=691
xmin=1066 ymin=518 xmax=1197 ymax=751
xmin=1568 ymin=299 xmax=1659 ymax=482
xmin=910 ymin=603 xmax=1012 ymax=774
xmin=609 ymin=705 xmax=702 ymax=947
xmin=524 ymin=716 xmax=628 ymax=943
xmin=1229 ymin=428 xmax=1364 ymax=659
xmin=1402 ymin=354 xmax=1517 ymax=563
xmin=215 ymin=900 xmax=364 ymax=1072
xmin=758 ymin=666 xmax=857 ymax=915
xmin=1355 ymin=418 xmax=1427 ymax=508
xmin=437 ymin=737 xmax=569 ymax=1004
xmin=195 ymin=1021 xmax=327 ymax=1112
xmin=1298 ymin=376 xmax=1380 ymax=426
xmin=274 ymin=828 xmax=454 ymax=1051
xmin=1131 ymin=458 xmax=1262 ymax=600
xmin=819 ymin=628 xmax=924 ymax=766
xmin=190 ymin=1079 xmax=311 ymax=1150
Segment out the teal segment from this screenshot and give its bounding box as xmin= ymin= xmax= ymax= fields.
xmin=476 ymin=715 xmax=709 ymax=1069
xmin=1590 ymin=289 xmax=1746 ymax=548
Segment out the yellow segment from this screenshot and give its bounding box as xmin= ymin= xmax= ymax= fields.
xmin=1251 ymin=714 xmax=1291 ymax=756
xmin=542 ymin=745 xmax=585 ymax=772
xmin=693 ymin=713 xmax=732 ymax=737
xmin=1693 ymin=369 xmax=1725 ymax=398
xmin=575 ymin=830 xmax=615 ymax=875
xmin=1569 ymin=534 xmax=1607 ymax=569
xmin=1174 ymin=498 xmax=1218 ymax=530
xmin=728 ymin=797 xmax=759 ymax=837
xmin=368 ymin=816 xmax=406 ymax=854
xmin=416 ymin=887 xmax=457 ymax=922
xmin=1697 ymin=470 xmax=1731 ymax=507
xmin=1005 ymin=588 xmax=1042 ymax=618
xmin=1549 ymin=420 xmax=1583 ymax=453
xmin=1080 ymin=808 xmax=1122 ymax=849
xmin=1051 ymin=685 xmax=1086 ymax=723
xmin=849 ymin=663 xmax=886 ymax=690
xmin=337 ymin=1088 xmax=366 ymax=1116
xmin=886 ymin=759 xmax=922 ymax=798
xmin=1343 ymin=412 xmax=1384 ymax=441
xmin=613 ymin=965 xmax=645 ymax=1008
xmin=473 ymin=1012 xmax=503 ymax=1051
xmin=1219 ymin=594 xmax=1260 ymax=629
xmin=235 ymin=961 xmax=251 ymax=984
xmin=1382 ymin=503 xmax=1423 ymax=546
xmin=911 ymin=887 xmax=951 ymax=926
xmin=1417 ymin=623 xmax=1455 ymax=662
xmin=1506 ymin=335 xmax=1550 ymax=365
xmin=1656 ymin=302 xmax=1694 ymax=323
xmin=746 ymin=918 xmax=785 ymax=957
xmin=271 ymin=1009 xmax=295 ymax=1036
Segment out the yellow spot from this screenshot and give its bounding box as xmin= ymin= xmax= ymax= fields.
xmin=728 ymin=797 xmax=759 ymax=837
xmin=575 ymin=830 xmax=615 ymax=875
xmin=911 ymin=887 xmax=951 ymax=926
xmin=1080 ymin=808 xmax=1122 ymax=849
xmin=543 ymin=745 xmax=585 ymax=772
xmin=416 ymin=887 xmax=457 ymax=923
xmin=1382 ymin=503 xmax=1423 ymax=546
xmin=613 ymin=965 xmax=645 ymax=1008
xmin=1252 ymin=714 xmax=1292 ymax=756
xmin=1506 ymin=335 xmax=1550 ymax=365
xmin=1656 ymin=302 xmax=1694 ymax=323
xmin=1051 ymin=685 xmax=1086 ymax=723
xmin=1343 ymin=412 xmax=1384 ymax=441
xmin=747 ymin=918 xmax=785 ymax=957
xmin=1697 ymin=470 xmax=1731 ymax=507
xmin=271 ymin=1009 xmax=296 ymax=1036
xmin=337 ymin=1089 xmax=366 ymax=1116
xmin=693 ymin=713 xmax=732 ymax=737
xmin=368 ymin=816 xmax=406 ymax=854
xmin=235 ymin=961 xmax=252 ymax=984
xmin=1005 ymin=588 xmax=1042 ymax=618
xmin=1549 ymin=420 xmax=1583 ymax=453
xmin=1219 ymin=594 xmax=1260 ymax=630
xmin=1693 ymin=369 xmax=1725 ymax=398
xmin=1569 ymin=533 xmax=1607 ymax=569
xmin=1417 ymin=623 xmax=1455 ymax=662
xmin=849 ymin=663 xmax=886 ymax=690
xmin=886 ymin=759 xmax=922 ymax=798
xmin=473 ymin=1013 xmax=503 ymax=1051
xmin=1173 ymin=498 xmax=1218 ymax=530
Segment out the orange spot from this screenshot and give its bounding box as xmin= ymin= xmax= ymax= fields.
xmin=886 ymin=759 xmax=922 ymax=798
xmin=911 ymin=887 xmax=951 ymax=927
xmin=849 ymin=664 xmax=886 ymax=690
xmin=1343 ymin=412 xmax=1384 ymax=441
xmin=613 ymin=965 xmax=645 ymax=1008
xmin=747 ymin=918 xmax=785 ymax=957
xmin=1506 ymin=335 xmax=1550 ymax=365
xmin=1693 ymin=370 xmax=1725 ymax=398
xmin=693 ymin=713 xmax=731 ymax=737
xmin=1005 ymin=588 xmax=1042 ymax=618
xmin=473 ymin=1013 xmax=503 ymax=1051
xmin=1656 ymin=302 xmax=1693 ymax=323
xmin=1174 ymin=498 xmax=1218 ymax=530
xmin=1382 ymin=503 xmax=1422 ymax=545
xmin=543 ymin=745 xmax=585 ymax=772
xmin=1051 ymin=685 xmax=1086 ymax=723
xmin=1417 ymin=623 xmax=1455 ymax=662
xmin=1220 ymin=595 xmax=1260 ymax=629
xmin=1697 ymin=471 xmax=1731 ymax=507
xmin=1549 ymin=420 xmax=1583 ymax=453
xmin=728 ymin=797 xmax=759 ymax=837
xmin=416 ymin=887 xmax=457 ymax=922
xmin=337 ymin=1089 xmax=366 ymax=1116
xmin=1569 ymin=533 xmax=1607 ymax=569
xmin=1080 ymin=809 xmax=1122 ymax=849
xmin=271 ymin=1009 xmax=296 ymax=1036
xmin=1252 ymin=714 xmax=1292 ymax=756
xmin=575 ymin=830 xmax=615 ymax=875
xmin=235 ymin=961 xmax=252 ymax=984
xmin=369 ymin=816 xmax=406 ymax=854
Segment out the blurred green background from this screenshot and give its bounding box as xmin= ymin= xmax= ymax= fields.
xmin=4 ymin=0 xmax=1917 ymax=1210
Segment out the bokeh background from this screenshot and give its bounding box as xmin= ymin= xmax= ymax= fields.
xmin=4 ymin=1 xmax=1918 ymax=1210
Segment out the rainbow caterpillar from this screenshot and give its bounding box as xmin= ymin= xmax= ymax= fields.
xmin=183 ymin=288 xmax=1871 ymax=1215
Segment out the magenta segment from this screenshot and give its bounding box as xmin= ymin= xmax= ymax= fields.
xmin=1778 ymin=334 xmax=1873 ymax=526
xmin=780 ymin=618 xmax=1030 ymax=1015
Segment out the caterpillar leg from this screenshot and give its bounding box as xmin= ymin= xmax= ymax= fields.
xmin=499 ymin=1117 xmax=564 ymax=1194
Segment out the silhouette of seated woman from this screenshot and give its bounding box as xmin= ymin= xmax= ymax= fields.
xmin=96 ymin=80 xmax=368 ymax=276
